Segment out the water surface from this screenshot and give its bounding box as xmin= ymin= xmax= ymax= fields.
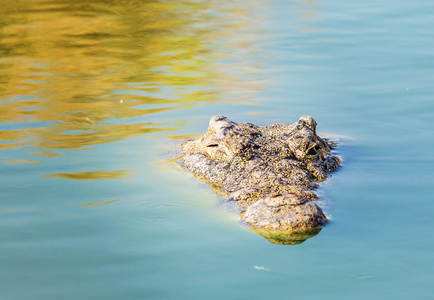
xmin=1 ymin=0 xmax=433 ymax=299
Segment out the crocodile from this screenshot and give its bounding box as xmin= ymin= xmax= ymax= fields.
xmin=178 ymin=116 xmax=341 ymax=244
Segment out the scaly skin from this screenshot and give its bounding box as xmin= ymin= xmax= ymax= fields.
xmin=178 ymin=116 xmax=341 ymax=242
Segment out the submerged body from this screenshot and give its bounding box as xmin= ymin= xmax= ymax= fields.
xmin=178 ymin=116 xmax=341 ymax=243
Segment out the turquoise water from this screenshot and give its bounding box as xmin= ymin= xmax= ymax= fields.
xmin=1 ymin=0 xmax=433 ymax=299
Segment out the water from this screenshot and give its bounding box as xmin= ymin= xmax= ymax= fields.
xmin=1 ymin=0 xmax=433 ymax=299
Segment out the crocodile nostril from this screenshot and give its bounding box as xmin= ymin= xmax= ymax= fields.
xmin=207 ymin=144 xmax=219 ymax=147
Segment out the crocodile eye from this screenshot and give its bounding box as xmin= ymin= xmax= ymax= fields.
xmin=207 ymin=144 xmax=219 ymax=147
xmin=307 ymin=145 xmax=320 ymax=156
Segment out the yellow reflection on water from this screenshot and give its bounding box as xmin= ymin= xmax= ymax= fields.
xmin=0 ymin=0 xmax=268 ymax=151
xmin=3 ymin=159 xmax=42 ymax=164
xmin=26 ymin=151 xmax=62 ymax=158
xmin=76 ymin=199 xmax=121 ymax=208
xmin=42 ymin=170 xmax=132 ymax=180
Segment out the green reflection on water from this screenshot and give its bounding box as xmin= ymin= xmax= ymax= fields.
xmin=0 ymin=0 xmax=266 ymax=151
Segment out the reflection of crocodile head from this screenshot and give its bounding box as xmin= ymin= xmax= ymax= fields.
xmin=250 ymin=227 xmax=322 ymax=245
xmin=179 ymin=116 xmax=341 ymax=244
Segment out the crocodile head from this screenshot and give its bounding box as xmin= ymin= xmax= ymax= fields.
xmin=178 ymin=115 xmax=341 ymax=244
